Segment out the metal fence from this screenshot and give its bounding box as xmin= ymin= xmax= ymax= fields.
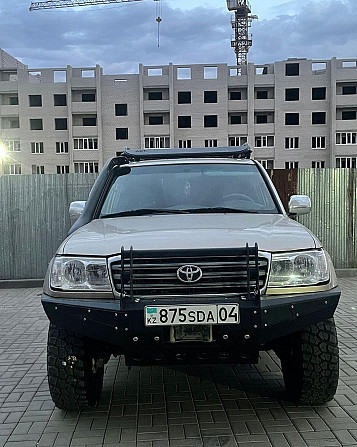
xmin=297 ymin=169 xmax=356 ymax=270
xmin=0 ymin=169 xmax=355 ymax=280
xmin=0 ymin=173 xmax=97 ymax=280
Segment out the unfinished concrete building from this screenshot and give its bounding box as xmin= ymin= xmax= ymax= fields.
xmin=1 ymin=49 xmax=357 ymax=174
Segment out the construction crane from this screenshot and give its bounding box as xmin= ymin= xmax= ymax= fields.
xmin=29 ymin=0 xmax=163 ymax=46
xmin=29 ymin=0 xmax=257 ymax=60
xmin=226 ymin=0 xmax=257 ymax=69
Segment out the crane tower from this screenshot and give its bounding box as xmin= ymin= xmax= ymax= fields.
xmin=226 ymin=0 xmax=257 ymax=68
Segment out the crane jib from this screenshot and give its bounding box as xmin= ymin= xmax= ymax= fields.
xmin=29 ymin=0 xmax=145 ymax=11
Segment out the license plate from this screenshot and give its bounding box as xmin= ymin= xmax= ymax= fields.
xmin=145 ymin=304 xmax=239 ymax=326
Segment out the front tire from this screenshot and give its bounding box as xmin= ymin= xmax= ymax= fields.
xmin=276 ymin=318 xmax=339 ymax=405
xmin=47 ymin=323 xmax=105 ymax=410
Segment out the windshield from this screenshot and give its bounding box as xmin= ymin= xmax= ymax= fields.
xmin=100 ymin=163 xmax=279 ymax=217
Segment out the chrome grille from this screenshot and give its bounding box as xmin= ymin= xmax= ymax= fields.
xmin=110 ymin=247 xmax=269 ymax=299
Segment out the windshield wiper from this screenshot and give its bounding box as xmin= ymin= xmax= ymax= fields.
xmin=101 ymin=207 xmax=260 ymax=218
xmin=184 ymin=207 xmax=259 ymax=214
xmin=101 ymin=209 xmax=190 ymax=218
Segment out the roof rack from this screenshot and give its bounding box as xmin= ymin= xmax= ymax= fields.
xmin=122 ymin=144 xmax=252 ymax=162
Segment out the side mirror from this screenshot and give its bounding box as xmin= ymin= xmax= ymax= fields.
xmin=69 ymin=201 xmax=86 ymax=226
xmin=288 ymin=195 xmax=311 ymax=216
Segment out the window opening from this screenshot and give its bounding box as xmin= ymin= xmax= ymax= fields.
xmin=148 ymin=68 xmax=162 ymax=76
xmin=285 ymin=137 xmax=299 ymax=149
xmin=312 ymin=112 xmax=326 ymax=125
xmin=54 ymin=70 xmax=66 ymax=83
xmin=285 ymin=63 xmax=299 ymax=76
xmin=177 ymin=68 xmax=191 ymax=80
xmin=178 ymin=91 xmax=191 ymax=104
xmin=81 ymin=70 xmax=95 ymax=78
xmin=285 ymin=88 xmax=299 ymax=101
xmin=31 ymin=142 xmax=44 ymax=153
xmin=204 ymin=66 xmax=218 ymax=79
xmin=312 ymin=136 xmax=326 ymax=149
xmin=178 ymin=116 xmax=191 ymax=128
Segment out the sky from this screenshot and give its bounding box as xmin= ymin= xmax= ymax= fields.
xmin=0 ymin=0 xmax=357 ymax=74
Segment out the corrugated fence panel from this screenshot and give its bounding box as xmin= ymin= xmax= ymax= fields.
xmin=297 ymin=169 xmax=351 ymax=269
xmin=354 ymin=170 xmax=357 ymax=268
xmin=0 ymin=174 xmax=97 ymax=280
xmin=0 ymin=175 xmax=13 ymax=280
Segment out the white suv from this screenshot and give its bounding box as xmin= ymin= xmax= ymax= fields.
xmin=42 ymin=145 xmax=340 ymax=409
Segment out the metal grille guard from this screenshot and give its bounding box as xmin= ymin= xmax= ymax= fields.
xmin=117 ymin=244 xmax=261 ymax=301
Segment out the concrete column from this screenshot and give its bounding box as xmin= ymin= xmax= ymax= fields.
xmin=246 ymin=63 xmax=255 ymax=154
xmin=95 ymin=64 xmax=103 ymax=169
xmin=139 ymin=64 xmax=144 ymax=149
xmin=330 ymin=58 xmax=337 ymax=168
xmin=66 ymin=65 xmax=74 ymax=172
xmin=169 ymin=63 xmax=174 ymax=148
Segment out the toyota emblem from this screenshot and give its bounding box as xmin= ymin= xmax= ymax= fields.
xmin=177 ymin=265 xmax=203 ymax=283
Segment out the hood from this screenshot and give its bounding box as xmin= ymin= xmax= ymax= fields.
xmin=60 ymin=214 xmax=319 ymax=256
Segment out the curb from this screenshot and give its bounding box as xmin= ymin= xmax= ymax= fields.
xmin=336 ymin=269 xmax=357 ymax=278
xmin=0 ymin=279 xmax=44 ymax=289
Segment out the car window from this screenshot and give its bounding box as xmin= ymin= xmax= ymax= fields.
xmin=100 ymin=163 xmax=279 ymax=215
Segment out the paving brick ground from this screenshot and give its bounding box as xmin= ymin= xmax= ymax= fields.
xmin=0 ymin=279 xmax=357 ymax=447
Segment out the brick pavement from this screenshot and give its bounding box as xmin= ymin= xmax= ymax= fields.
xmin=0 ymin=279 xmax=357 ymax=447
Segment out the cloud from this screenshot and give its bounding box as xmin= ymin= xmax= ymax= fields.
xmin=250 ymin=0 xmax=357 ymax=63
xmin=0 ymin=0 xmax=356 ymax=72
xmin=0 ymin=0 xmax=233 ymax=72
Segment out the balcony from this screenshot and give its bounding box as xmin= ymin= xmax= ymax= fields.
xmin=143 ymin=99 xmax=170 ymax=113
xmin=336 ymin=95 xmax=357 ymax=107
xmin=336 ymin=67 xmax=357 ymax=82
xmin=0 ymin=129 xmax=20 ymax=140
xmin=335 ymin=120 xmax=357 ymax=132
xmin=254 ymin=74 xmax=275 ymax=85
xmin=144 ymin=124 xmax=170 ymax=135
xmin=72 ymin=126 xmax=98 ymax=137
xmin=0 ymin=105 xmax=19 ymax=115
xmin=227 ymin=75 xmax=248 ymax=87
xmin=70 ymin=77 xmax=97 ymax=89
xmin=73 ymin=150 xmax=99 ymax=162
xmin=0 ymin=70 xmax=18 ymax=91
xmin=143 ymin=75 xmax=169 ymax=87
xmin=227 ymin=123 xmax=248 ymax=133
xmin=253 ymin=147 xmax=275 ymax=157
xmin=228 ymin=100 xmax=248 ymax=112
xmin=254 ymin=99 xmax=275 ymax=111
xmin=72 ymin=102 xmax=97 ymax=113
xmin=254 ymin=123 xmax=275 ymax=134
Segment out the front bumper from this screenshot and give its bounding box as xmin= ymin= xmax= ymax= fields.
xmin=42 ymin=287 xmax=340 ymax=365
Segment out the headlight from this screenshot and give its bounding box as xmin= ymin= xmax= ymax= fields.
xmin=50 ymin=257 xmax=111 ymax=291
xmin=268 ymin=250 xmax=329 ymax=287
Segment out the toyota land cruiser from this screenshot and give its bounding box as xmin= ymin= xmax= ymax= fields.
xmin=42 ymin=145 xmax=340 ymax=409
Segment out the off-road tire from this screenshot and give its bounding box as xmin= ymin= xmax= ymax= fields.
xmin=277 ymin=318 xmax=339 ymax=405
xmin=47 ymin=323 xmax=104 ymax=410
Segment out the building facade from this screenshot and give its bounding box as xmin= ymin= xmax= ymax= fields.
xmin=1 ymin=49 xmax=357 ymax=174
